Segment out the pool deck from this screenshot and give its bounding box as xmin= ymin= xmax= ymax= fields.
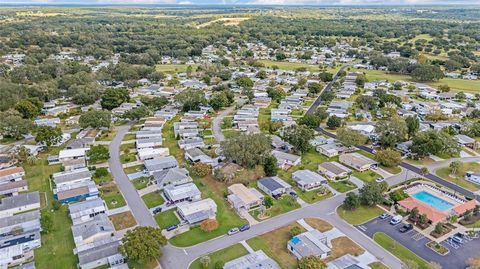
xmin=405 ymin=184 xmax=463 ymax=211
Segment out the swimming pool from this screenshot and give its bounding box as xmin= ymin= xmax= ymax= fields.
xmin=412 ymin=191 xmax=454 ymax=211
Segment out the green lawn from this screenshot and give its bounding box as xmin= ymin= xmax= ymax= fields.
xmin=101 ymin=184 xmax=127 ymax=209
xmin=328 ymin=180 xmax=357 ymax=193
xmin=436 ymin=162 xmax=480 ymax=191
xmin=120 ymin=142 xmax=135 ymax=153
xmin=132 ymin=176 xmax=151 ymax=190
xmin=97 ymin=130 xmax=117 ymax=141
xmin=373 ymin=232 xmax=429 ymax=269
xmin=120 ymin=152 xmax=137 ymax=164
xmin=258 ymin=102 xmax=278 ymax=133
xmin=154 ymin=209 xmax=180 ymax=229
xmin=258 ymin=60 xmax=340 ymax=73
xmin=155 ymin=64 xmax=197 ymax=73
xmin=23 ymin=158 xmax=77 ymax=269
xmin=356 ymin=151 xmax=401 ymax=174
xmin=122 ymin=133 xmax=136 ymax=141
xmin=189 ymin=244 xmax=248 ymax=269
xmin=141 ymin=191 xmax=165 ymax=208
xmin=252 ymin=195 xmax=300 ymax=221
xmin=221 ymin=116 xmax=233 ymax=129
xmin=124 ymin=164 xmax=145 ymax=174
xmin=202 ymin=129 xmax=213 ymax=136
xmin=277 ymin=148 xmax=330 ymax=181
xmin=369 ymin=262 xmax=389 ymax=269
xmin=223 ymin=129 xmax=240 ymax=139
xmin=92 ymin=171 xmax=113 ymax=185
xmin=295 ymin=188 xmax=333 ymax=204
xmin=337 ymin=205 xmax=384 ymax=225
xmin=352 ymin=170 xmax=381 ymax=183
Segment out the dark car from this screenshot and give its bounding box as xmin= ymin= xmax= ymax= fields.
xmin=399 ymin=224 xmax=413 ymax=233
xmin=239 ymin=224 xmax=250 ymax=232
xmin=166 ymin=224 xmax=178 ymax=231
xmin=153 ymin=208 xmax=162 ymax=214
xmin=289 ymin=191 xmax=298 ymax=198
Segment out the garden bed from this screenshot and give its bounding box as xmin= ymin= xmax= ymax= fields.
xmin=426 ymin=241 xmax=449 ymax=256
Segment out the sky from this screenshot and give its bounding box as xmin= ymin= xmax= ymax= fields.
xmin=1 ymin=0 xmax=478 ymax=5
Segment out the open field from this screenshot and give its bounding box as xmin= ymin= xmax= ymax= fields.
xmin=259 ymin=60 xmax=340 ymax=73
xmin=155 ymin=64 xmax=197 ymax=73
xmin=196 ymin=17 xmax=250 ymax=28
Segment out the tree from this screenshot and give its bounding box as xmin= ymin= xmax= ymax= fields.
xmin=123 ymin=105 xmax=151 ymax=120
xmin=411 ymin=64 xmax=444 ymax=82
xmin=283 ymin=125 xmax=314 ymax=154
xmin=319 ymin=72 xmax=333 ymax=82
xmin=256 ymin=70 xmax=267 ymax=79
xmin=199 ymin=256 xmax=211 ymax=269
xmin=263 ymin=154 xmax=278 ymax=176
xmin=438 ymin=84 xmax=450 ymax=92
xmin=375 ymin=117 xmax=407 ymax=148
xmin=264 ymin=196 xmax=274 ymax=208
xmin=267 ymin=87 xmax=285 ymax=103
xmin=410 ymin=130 xmax=460 ymax=158
xmin=405 ymin=116 xmax=420 ymax=139
xmin=359 ymin=181 xmax=388 ymax=207
xmin=290 ymin=226 xmax=302 ymax=237
xmin=209 ymin=91 xmax=233 ymax=110
xmin=355 ymin=95 xmax=377 ymax=110
xmin=420 ymin=167 xmax=429 ymax=176
xmin=449 ymin=161 xmax=460 ymax=175
xmin=434 ymin=222 xmax=444 ymax=235
xmin=235 ymin=76 xmax=253 ymax=88
xmin=40 ymin=212 xmax=54 ymax=234
xmin=298 ymin=114 xmax=321 ymax=129
xmin=221 ymin=133 xmax=271 ymax=168
xmin=35 ymin=125 xmax=62 ymax=147
xmin=298 ymin=256 xmax=326 ymax=269
xmin=315 ymin=107 xmax=329 ymax=122
xmin=343 ymin=192 xmax=360 ymax=210
xmin=336 ymin=127 xmax=368 ymax=147
xmin=15 ymin=99 xmax=41 ymax=119
xmin=174 ymin=89 xmax=207 ymax=112
xmin=326 ymin=115 xmax=342 ymax=129
xmin=0 ymin=110 xmax=33 ymax=140
xmin=79 ymin=110 xmax=111 ymax=129
xmin=375 ymin=148 xmax=401 ymax=167
xmin=308 ymin=82 xmax=323 ymax=95
xmin=200 ymin=219 xmax=219 ymax=232
xmin=140 ymin=96 xmax=168 ymax=110
xmin=355 ymin=73 xmax=367 ymax=87
xmin=120 ymin=227 xmax=167 ymax=261
xmin=101 ymin=88 xmax=129 ymax=110
xmin=87 ymin=145 xmax=110 ymax=163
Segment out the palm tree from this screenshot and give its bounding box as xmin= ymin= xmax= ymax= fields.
xmin=449 ymin=161 xmax=460 ymax=176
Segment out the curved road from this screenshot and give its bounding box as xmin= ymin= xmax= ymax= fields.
xmin=108 ymin=124 xmax=158 ymax=227
xmin=211 ymin=106 xmax=235 ymax=142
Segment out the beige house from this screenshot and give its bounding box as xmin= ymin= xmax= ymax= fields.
xmin=339 ymin=153 xmax=378 ymax=172
xmin=227 ymin=184 xmax=264 ymax=211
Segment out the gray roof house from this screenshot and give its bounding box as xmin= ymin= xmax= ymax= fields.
xmin=185 ymin=148 xmax=214 ymax=166
xmin=71 ymin=214 xmax=115 ymax=248
xmin=257 ymin=177 xmax=292 ymax=198
xmin=0 ymin=210 xmax=40 ymax=236
xmin=163 ymin=183 xmax=201 ymax=203
xmin=145 ymin=156 xmax=179 ymax=175
xmin=339 ymin=153 xmax=378 ymax=172
xmin=77 ymin=238 xmax=125 ymax=269
xmin=52 ymin=167 xmax=92 ymax=187
xmin=292 ymin=170 xmax=328 ymax=191
xmin=287 ymin=230 xmax=331 ymax=260
xmin=224 ymin=250 xmax=281 ymax=269
xmin=318 ymin=162 xmax=352 ymax=180
xmin=69 ymin=198 xmax=107 ymax=225
xmin=176 ymin=198 xmax=217 ymax=224
xmin=153 ymin=167 xmax=192 ymax=188
xmin=0 ymin=192 xmax=40 ymax=217
xmin=455 ymin=134 xmax=476 ymax=148
xmin=327 ymin=254 xmax=368 ymax=269
xmin=272 ymin=150 xmax=301 ymax=170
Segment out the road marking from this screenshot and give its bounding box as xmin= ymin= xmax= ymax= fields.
xmin=327 ymin=211 xmax=335 ymax=215
xmin=183 ymin=249 xmax=188 ymax=255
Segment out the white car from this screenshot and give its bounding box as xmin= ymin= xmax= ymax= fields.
xmin=227 ymin=228 xmax=239 ymax=235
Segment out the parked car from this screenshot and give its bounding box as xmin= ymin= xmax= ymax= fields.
xmin=166 ymin=224 xmax=178 ymax=231
xmin=452 ymin=236 xmax=464 ymax=244
xmin=399 ymin=224 xmax=413 ymax=233
xmin=289 ymin=191 xmax=298 ymax=198
xmin=239 ymin=224 xmax=250 ymax=232
xmin=228 ymin=228 xmax=240 ymax=235
xmin=153 ymin=207 xmax=162 ymax=214
xmin=375 ymin=177 xmax=385 ymax=183
xmin=390 ymin=215 xmax=403 ymax=225
xmin=379 ymin=213 xmax=390 ymax=219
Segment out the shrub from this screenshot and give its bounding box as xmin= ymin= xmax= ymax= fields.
xmin=200 ymin=219 xmax=219 ymax=232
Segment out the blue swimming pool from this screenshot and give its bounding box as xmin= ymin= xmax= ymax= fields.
xmin=412 ymin=191 xmax=454 ymax=211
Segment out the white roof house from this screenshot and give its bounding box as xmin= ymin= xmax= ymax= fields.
xmin=59 ymin=148 xmax=89 ymax=161
xmin=292 ymin=170 xmax=328 ymax=191
xmin=287 ymin=230 xmax=331 ymax=259
xmin=176 ymin=198 xmax=217 ymax=224
xmin=224 ymin=250 xmax=280 ymax=269
xmin=137 ymin=147 xmax=169 ymax=161
xmin=163 ymin=183 xmax=201 ymax=203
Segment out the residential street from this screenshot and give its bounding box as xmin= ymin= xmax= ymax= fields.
xmin=108 ymin=124 xmax=158 ymax=227
xmin=159 ymin=194 xmax=404 ymax=269
xmin=211 ymin=106 xmax=235 ymax=142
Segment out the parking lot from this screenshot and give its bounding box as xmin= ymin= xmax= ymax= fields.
xmin=357 ymin=215 xmax=480 ymax=269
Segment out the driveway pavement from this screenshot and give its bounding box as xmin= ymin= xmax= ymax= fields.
xmin=358 ymin=216 xmax=480 ymax=269
xmin=212 ymin=106 xmax=235 ymax=142
xmin=108 ymin=124 xmax=158 ymax=227
xmin=160 ymin=194 xmax=403 ymax=269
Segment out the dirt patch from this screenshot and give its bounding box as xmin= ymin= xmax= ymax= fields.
xmin=305 ymin=218 xmax=333 ymax=232
xmin=109 ymin=211 xmax=137 ymax=231
xmin=328 ymin=236 xmax=365 ymax=261
xmin=196 ymin=17 xmax=250 ymax=28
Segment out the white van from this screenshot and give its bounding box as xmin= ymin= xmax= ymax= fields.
xmin=390 ymin=215 xmax=403 ymax=225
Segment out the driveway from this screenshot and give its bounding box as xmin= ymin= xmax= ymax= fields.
xmin=211 ymin=106 xmax=235 ymax=142
xmin=108 ymin=124 xmax=158 ymax=227
xmin=358 ymin=216 xmax=480 ymax=269
xmin=160 ymin=193 xmax=403 ymax=269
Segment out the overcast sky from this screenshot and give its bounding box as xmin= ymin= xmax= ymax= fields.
xmin=1 ymin=0 xmax=478 ymax=5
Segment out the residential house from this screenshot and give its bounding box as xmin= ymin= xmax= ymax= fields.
xmin=0 ymin=167 xmax=27 ymax=196
xmin=0 ymin=231 xmax=41 ymax=268
xmin=292 ymin=170 xmax=328 ymax=191
xmin=69 ymin=198 xmax=107 ymax=225
xmin=271 ymin=135 xmax=293 ymax=152
xmin=153 ymin=167 xmax=192 ymax=188
xmin=0 ymin=210 xmax=40 ymax=236
xmin=163 ymin=183 xmax=201 ymax=204
xmin=137 ymin=147 xmax=169 ymax=161
xmin=316 ymin=143 xmax=347 ymax=158
xmin=318 ymin=162 xmax=352 ymax=180
xmin=327 ymin=254 xmax=370 ymax=269
xmin=52 ymin=167 xmax=92 ymax=188
xmin=77 ymin=238 xmax=125 ymax=269
xmin=178 ymin=137 xmax=206 ymax=150
xmin=71 ymin=214 xmax=115 ymax=248
xmin=63 ymin=158 xmax=87 ymax=171
xmin=287 ymin=230 xmax=331 ymax=259
xmin=135 ymin=137 xmax=163 ymax=150
xmin=58 ymin=148 xmax=89 ymax=162
xmin=54 ymin=181 xmax=99 ymax=204
xmin=223 ymin=250 xmax=280 ymax=269
xmin=272 ymin=150 xmax=301 ymax=170
xmin=339 ymin=153 xmax=378 ymax=172
xmin=144 ymin=156 xmax=179 ymax=174
xmin=455 ymin=134 xmax=476 ymax=149
xmin=0 ymin=192 xmax=40 ymax=217
xmin=227 ymin=183 xmax=264 ymax=211
xmin=176 ymin=198 xmax=217 ymax=224
xmin=257 ymin=177 xmax=292 ymax=198
xmin=34 ymin=117 xmax=61 ymax=127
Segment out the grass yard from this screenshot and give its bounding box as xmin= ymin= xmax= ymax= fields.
xmin=162 ymin=114 xmax=185 ymax=164
xmin=304 ymin=218 xmax=333 ymax=232
xmin=155 ymin=64 xmax=197 ymax=73
xmin=101 ymin=184 xmax=127 ymax=209
xmin=141 ymin=191 xmax=165 ymax=208
xmin=128 ymin=258 xmax=158 ymax=269
xmin=247 ymin=223 xmax=306 ymax=269
xmin=109 ymin=211 xmax=137 ymax=230
xmin=252 ymin=195 xmax=300 ymax=221
xmin=436 ymin=162 xmax=480 ymax=191
xmin=23 ymin=157 xmax=77 ymax=269
xmin=202 ymin=129 xmax=213 ymax=136
xmin=132 ymin=176 xmax=151 ymax=190
xmin=223 ymin=129 xmax=240 ymax=139
xmin=369 ymin=262 xmax=389 ymax=269
xmin=295 ymin=188 xmax=333 ymax=204
xmin=258 ymin=60 xmax=340 ymax=73
xmin=124 ymin=164 xmax=145 ymax=174
xmin=154 ymin=209 xmax=180 ymax=229
xmin=356 ymin=151 xmax=401 ymax=174
xmin=120 ymin=152 xmax=137 ymax=164
xmin=352 ymin=170 xmax=381 ymax=183
xmin=129 ymin=125 xmax=141 ymax=132
xmin=120 ymin=142 xmax=136 ymax=153
xmin=328 ymin=180 xmax=357 ymax=193
xmin=373 ymin=232 xmax=429 ymax=269
xmin=465 ymin=219 xmax=480 ymax=228
xmin=337 ymin=205 xmax=385 ymax=225
xmin=277 ymin=148 xmax=330 ymax=181
xmin=189 ymin=244 xmax=248 ymax=269
xmin=92 ymin=170 xmax=113 ymax=185
xmin=258 ymin=102 xmax=278 ymax=133
xmin=97 ymin=130 xmax=117 ymax=141
xmin=221 ymin=116 xmax=233 ymax=129
xmin=327 ymin=236 xmax=365 ymax=262
xmin=122 ymin=133 xmax=136 ymax=141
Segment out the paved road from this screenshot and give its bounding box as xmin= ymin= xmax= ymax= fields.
xmin=108 ymin=124 xmax=158 ymax=227
xmin=306 ymin=65 xmax=351 ymax=115
xmin=211 ymin=106 xmax=235 ymax=142
xmin=160 ymin=194 xmax=404 ymax=269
